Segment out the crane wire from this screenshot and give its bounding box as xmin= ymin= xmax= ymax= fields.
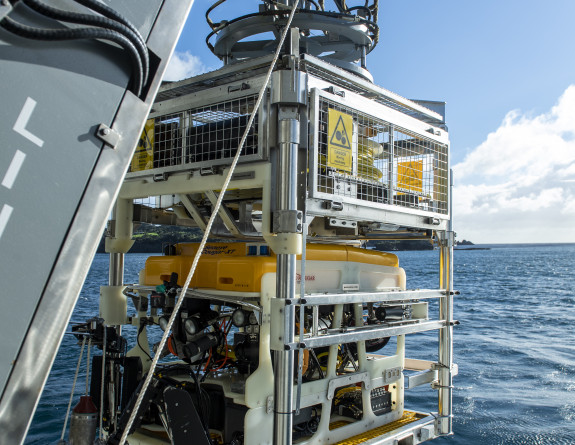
xmin=117 ymin=1 xmax=301 ymax=443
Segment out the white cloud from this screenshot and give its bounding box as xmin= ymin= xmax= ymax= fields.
xmin=163 ymin=51 xmax=207 ymax=82
xmin=453 ymin=85 xmax=575 ymax=243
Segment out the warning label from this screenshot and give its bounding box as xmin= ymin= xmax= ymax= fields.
xmin=327 ymin=109 xmax=353 ymax=172
xmin=397 ymin=160 xmax=423 ymax=192
xmin=131 ymin=119 xmax=154 ymax=171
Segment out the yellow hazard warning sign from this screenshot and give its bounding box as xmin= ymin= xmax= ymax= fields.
xmin=327 ymin=109 xmax=353 ymax=173
xmin=131 ymin=118 xmax=154 ymax=171
xmin=397 ymin=160 xmax=423 ymax=192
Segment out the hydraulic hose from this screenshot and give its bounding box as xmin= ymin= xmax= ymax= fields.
xmin=20 ymin=0 xmax=149 ymax=86
xmin=0 ymin=16 xmax=144 ymax=96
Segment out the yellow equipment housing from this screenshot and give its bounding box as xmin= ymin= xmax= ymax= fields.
xmin=143 ymin=243 xmax=401 ymax=293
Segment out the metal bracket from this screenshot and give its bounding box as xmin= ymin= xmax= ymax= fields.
xmin=382 ymin=367 xmax=402 ymax=385
xmin=200 ymin=167 xmax=215 ymax=176
xmin=326 ymin=217 xmax=357 ymax=229
xmin=228 ymin=82 xmax=250 ymax=93
xmin=273 ymin=209 xmax=303 ymax=233
xmin=324 ymin=86 xmax=345 ymax=97
xmin=153 ymin=173 xmax=168 ymax=182
xmin=323 ymin=200 xmax=343 ymax=211
xmin=406 ymin=369 xmax=437 ymax=389
xmin=96 ymin=123 xmax=120 ymax=149
xmin=431 ymin=362 xmax=459 ymax=376
xmin=327 ymin=372 xmax=370 ymax=400
xmin=266 ymin=396 xmax=274 ymax=414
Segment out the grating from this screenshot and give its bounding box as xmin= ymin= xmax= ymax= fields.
xmin=304 ymin=61 xmax=443 ymax=126
xmin=333 ymin=411 xmax=425 ymax=445
xmin=315 ymin=97 xmax=448 ymax=215
xmin=129 ymin=95 xmax=260 ymax=173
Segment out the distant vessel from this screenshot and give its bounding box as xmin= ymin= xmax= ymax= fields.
xmin=0 ymin=1 xmax=456 ymax=444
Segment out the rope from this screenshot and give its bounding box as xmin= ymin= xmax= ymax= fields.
xmin=60 ymin=336 xmax=86 ymax=442
xmin=118 ymin=2 xmax=301 ymax=443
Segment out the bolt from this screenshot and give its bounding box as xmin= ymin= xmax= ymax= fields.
xmin=100 ymin=127 xmax=110 ymax=136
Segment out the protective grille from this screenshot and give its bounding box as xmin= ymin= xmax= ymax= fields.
xmin=129 ymin=95 xmax=260 ymax=173
xmin=304 ymin=61 xmax=443 ymax=126
xmin=316 ymin=98 xmax=448 ymax=214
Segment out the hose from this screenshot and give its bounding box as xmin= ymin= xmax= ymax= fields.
xmin=0 ymin=16 xmax=144 ymax=96
xmin=20 ymin=0 xmax=149 ymax=86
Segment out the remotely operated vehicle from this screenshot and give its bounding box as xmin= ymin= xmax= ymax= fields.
xmin=0 ymin=1 xmax=456 ymax=444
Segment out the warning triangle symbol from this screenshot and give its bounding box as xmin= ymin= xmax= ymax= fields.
xmin=329 ymin=116 xmax=352 ymax=149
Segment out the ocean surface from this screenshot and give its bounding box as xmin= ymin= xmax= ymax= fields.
xmin=24 ymin=244 xmax=575 ymax=444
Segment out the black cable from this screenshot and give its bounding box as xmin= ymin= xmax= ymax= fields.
xmin=205 ymin=0 xmax=227 ymax=31
xmin=188 ymin=367 xmax=211 ymax=436
xmin=137 ymin=323 xmax=153 ymax=361
xmin=346 ymin=6 xmax=372 ymax=21
xmin=21 ymin=0 xmax=149 ymax=86
xmin=0 ymin=16 xmax=143 ymax=96
xmin=72 ymin=0 xmax=140 ymax=40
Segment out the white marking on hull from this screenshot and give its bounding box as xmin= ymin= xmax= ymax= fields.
xmin=13 ymin=97 xmax=44 ymax=147
xmin=2 ymin=150 xmax=26 ymax=190
xmin=0 ymin=204 xmax=13 ymax=240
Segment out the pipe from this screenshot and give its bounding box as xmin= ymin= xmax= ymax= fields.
xmin=273 ymin=117 xmax=299 ymax=445
xmin=437 ymin=169 xmax=454 ymax=435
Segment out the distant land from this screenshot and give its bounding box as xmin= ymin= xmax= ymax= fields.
xmin=97 ymin=224 xmax=203 ymax=253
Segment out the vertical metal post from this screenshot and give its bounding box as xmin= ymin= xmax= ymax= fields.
xmin=273 ymin=117 xmax=300 ymax=445
xmin=360 ymin=45 xmax=367 ymax=69
xmin=388 ymin=125 xmax=395 ymax=205
xmin=108 ymin=199 xmax=133 ymax=287
xmin=108 ymin=205 xmax=123 ymax=288
xmin=437 ymin=169 xmax=454 ymax=435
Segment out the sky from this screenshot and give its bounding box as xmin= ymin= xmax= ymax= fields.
xmin=164 ymin=0 xmax=575 ymax=244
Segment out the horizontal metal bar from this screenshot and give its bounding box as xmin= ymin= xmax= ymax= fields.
xmin=125 ymin=285 xmax=262 ymax=311
xmin=406 ymin=369 xmax=438 ymax=389
xmin=299 ymin=289 xmax=446 ymax=305
xmin=294 ymin=320 xmax=445 ymax=349
xmin=302 ymin=54 xmax=444 ymax=123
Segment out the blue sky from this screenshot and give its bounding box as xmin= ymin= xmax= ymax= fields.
xmin=166 ymin=0 xmax=575 ymax=243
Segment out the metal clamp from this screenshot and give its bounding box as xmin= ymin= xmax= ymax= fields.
xmin=96 ymin=123 xmax=120 ymax=149
xmin=273 ymin=210 xmax=303 ymax=233
xmin=327 ymin=372 xmax=370 ymax=400
xmin=327 ymin=218 xmax=357 ymax=229
xmin=382 ymin=367 xmax=402 ymax=385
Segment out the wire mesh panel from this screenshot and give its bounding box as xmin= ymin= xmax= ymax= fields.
xmin=129 ymin=95 xmax=261 ymax=174
xmin=314 ymin=96 xmax=448 ymax=215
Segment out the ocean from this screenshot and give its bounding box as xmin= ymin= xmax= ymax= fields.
xmin=24 ymin=244 xmax=575 ymax=444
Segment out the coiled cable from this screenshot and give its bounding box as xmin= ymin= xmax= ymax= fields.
xmin=20 ymin=0 xmax=149 ymax=86
xmin=0 ymin=0 xmax=148 ymax=97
